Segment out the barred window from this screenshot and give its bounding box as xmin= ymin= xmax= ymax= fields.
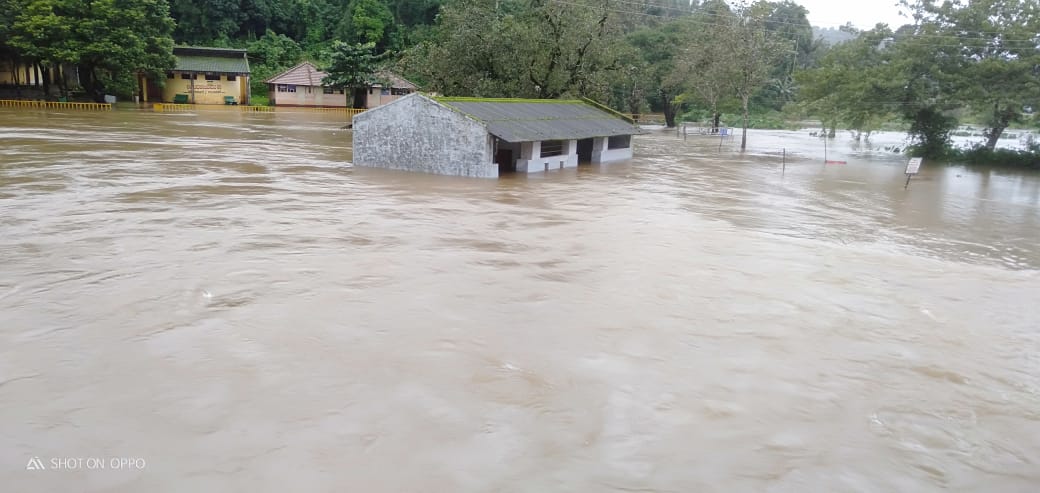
xmin=277 ymin=84 xmax=296 ymax=93
xmin=540 ymin=140 xmax=565 ymax=157
xmin=608 ymin=135 xmax=631 ymax=149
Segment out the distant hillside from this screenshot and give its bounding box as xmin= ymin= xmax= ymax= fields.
xmin=812 ymin=26 xmax=856 ymax=46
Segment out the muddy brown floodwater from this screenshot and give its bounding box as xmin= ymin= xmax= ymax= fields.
xmin=1 ymin=109 xmax=1039 ymax=492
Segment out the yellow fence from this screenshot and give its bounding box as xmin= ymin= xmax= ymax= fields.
xmin=0 ymin=100 xmax=112 ymax=110
xmin=151 ymin=103 xmax=363 ymax=117
xmin=153 ymin=103 xmax=195 ymax=112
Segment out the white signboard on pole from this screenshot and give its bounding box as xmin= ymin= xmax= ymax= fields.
xmin=905 ymin=157 xmax=923 ymax=175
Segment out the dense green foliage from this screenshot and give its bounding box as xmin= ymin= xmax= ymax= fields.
xmin=797 ymin=0 xmax=1040 ymax=159
xmin=2 ymin=0 xmax=1037 ymax=162
xmin=2 ymin=0 xmax=176 ymax=100
xmin=321 ymin=40 xmax=382 ymax=107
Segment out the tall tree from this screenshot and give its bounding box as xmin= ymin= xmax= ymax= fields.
xmin=672 ymin=5 xmax=737 ymax=132
xmin=729 ymin=2 xmax=787 ymax=150
xmin=322 ymin=40 xmax=381 ymax=107
xmin=795 ymin=25 xmax=899 ymax=139
xmin=627 ymin=21 xmax=688 ymax=127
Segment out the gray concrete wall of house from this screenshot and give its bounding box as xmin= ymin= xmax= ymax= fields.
xmin=351 ymin=94 xmax=497 ymax=178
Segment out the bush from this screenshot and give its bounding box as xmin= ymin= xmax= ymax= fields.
xmin=949 ymin=146 xmax=1040 ymax=169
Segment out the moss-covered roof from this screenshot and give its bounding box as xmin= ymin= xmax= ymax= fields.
xmin=434 ymin=97 xmax=640 ymax=143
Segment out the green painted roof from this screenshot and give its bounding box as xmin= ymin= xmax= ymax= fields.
xmin=435 ymin=97 xmax=640 ymax=143
xmin=172 ymin=47 xmax=250 ymax=74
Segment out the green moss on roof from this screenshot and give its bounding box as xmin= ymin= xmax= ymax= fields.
xmin=431 ymin=95 xmax=642 ymax=142
xmin=434 ymin=96 xmax=585 ymax=104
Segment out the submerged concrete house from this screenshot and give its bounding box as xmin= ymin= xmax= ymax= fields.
xmin=351 ymin=94 xmax=641 ymax=178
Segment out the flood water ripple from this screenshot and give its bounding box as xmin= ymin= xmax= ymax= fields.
xmin=1 ymin=109 xmax=1039 ymax=492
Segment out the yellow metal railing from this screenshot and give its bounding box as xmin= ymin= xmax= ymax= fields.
xmin=0 ymin=99 xmax=112 ymax=110
xmin=148 ymin=102 xmax=366 ymax=116
xmin=153 ymin=103 xmax=195 ymax=112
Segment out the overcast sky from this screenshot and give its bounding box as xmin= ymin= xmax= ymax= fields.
xmin=793 ymin=0 xmax=910 ymax=29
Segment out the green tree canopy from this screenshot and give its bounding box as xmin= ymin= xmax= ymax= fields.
xmin=322 ymin=40 xmax=381 ymax=107
xmin=8 ymin=0 xmax=176 ymax=99
xmin=402 ymin=0 xmax=625 ymax=101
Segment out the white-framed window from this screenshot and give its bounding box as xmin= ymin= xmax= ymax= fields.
xmin=277 ymin=84 xmax=296 ymax=93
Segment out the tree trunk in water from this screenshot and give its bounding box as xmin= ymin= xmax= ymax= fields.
xmin=711 ymin=104 xmax=719 ymax=133
xmin=984 ymin=104 xmax=1014 ymax=151
xmin=740 ymin=95 xmax=749 ymax=150
xmin=984 ymin=126 xmax=1005 ymax=151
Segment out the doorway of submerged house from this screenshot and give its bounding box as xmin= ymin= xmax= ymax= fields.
xmin=577 ymin=138 xmax=594 ymax=164
xmin=496 ymin=148 xmax=515 ymax=175
xmin=495 ymin=139 xmax=520 ymax=175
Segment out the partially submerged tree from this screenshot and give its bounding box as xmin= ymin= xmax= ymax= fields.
xmin=795 ymin=25 xmax=899 ymax=139
xmin=729 ymin=4 xmax=788 ymax=150
xmin=905 ymin=0 xmax=1040 ymax=150
xmin=673 ymin=4 xmax=736 ymax=132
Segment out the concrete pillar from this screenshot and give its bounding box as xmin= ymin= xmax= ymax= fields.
xmin=590 ymin=137 xmax=608 ymax=163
